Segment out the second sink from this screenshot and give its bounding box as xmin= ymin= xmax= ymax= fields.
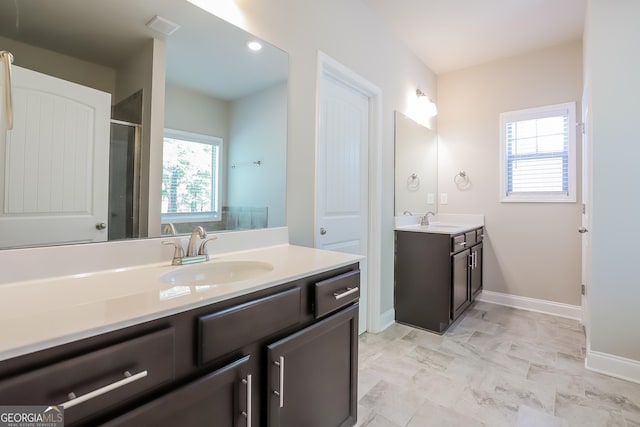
xmin=160 ymin=260 xmax=274 ymax=286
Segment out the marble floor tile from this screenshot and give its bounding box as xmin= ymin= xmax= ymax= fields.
xmin=359 ymin=380 xmax=424 ymax=427
xmin=405 ymin=345 xmax=455 ymax=372
xmin=516 ymin=405 xmax=569 ymax=427
xmin=405 ymin=399 xmax=486 ymax=427
xmin=357 ymin=302 xmax=640 ymax=427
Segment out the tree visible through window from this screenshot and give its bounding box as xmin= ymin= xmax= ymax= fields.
xmin=162 ymin=129 xmax=222 ymax=220
xmin=499 ymin=102 xmax=576 ymax=203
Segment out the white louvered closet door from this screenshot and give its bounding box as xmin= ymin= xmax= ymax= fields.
xmin=0 ymin=65 xmax=111 ymax=248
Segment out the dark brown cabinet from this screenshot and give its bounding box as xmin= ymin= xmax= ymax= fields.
xmin=470 ymin=243 xmax=483 ymax=299
xmin=267 ymin=304 xmax=358 ymax=427
xmin=0 ymin=264 xmax=360 ymax=427
xmin=102 ymin=356 xmax=251 ymax=427
xmin=452 ymin=249 xmax=471 ymax=319
xmin=395 ymin=227 xmax=484 ymax=333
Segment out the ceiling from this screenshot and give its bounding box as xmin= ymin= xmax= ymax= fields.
xmin=363 ymin=0 xmax=587 ymax=74
xmin=0 ymin=0 xmax=287 ymax=100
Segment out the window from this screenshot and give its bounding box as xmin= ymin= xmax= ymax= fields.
xmin=162 ymin=129 xmax=222 ymax=222
xmin=499 ymin=102 xmax=576 ymax=202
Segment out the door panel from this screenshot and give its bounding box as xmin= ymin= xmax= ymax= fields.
xmin=102 ymin=356 xmax=251 ymax=427
xmin=452 ymin=249 xmax=470 ymax=319
xmin=317 ymin=73 xmax=368 ymax=333
xmin=267 ymin=304 xmax=358 ymax=427
xmin=0 ymin=65 xmax=110 ymax=247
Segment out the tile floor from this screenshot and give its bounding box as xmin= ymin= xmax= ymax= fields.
xmin=357 ymin=301 xmax=640 ymax=427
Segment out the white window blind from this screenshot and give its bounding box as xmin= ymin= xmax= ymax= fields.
xmin=499 ymin=103 xmax=576 ymax=203
xmin=161 ymin=129 xmax=222 ymax=221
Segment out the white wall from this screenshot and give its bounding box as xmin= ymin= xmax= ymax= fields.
xmin=164 ymin=83 xmax=229 ymax=140
xmin=437 ymin=41 xmax=583 ymax=306
xmin=217 ymin=0 xmax=437 ymax=317
xmin=586 ymin=0 xmax=640 ymax=362
xmin=0 ymin=36 xmax=116 ymax=95
xmin=228 ymin=83 xmax=287 ymax=227
xmin=115 ymin=39 xmax=166 ymax=238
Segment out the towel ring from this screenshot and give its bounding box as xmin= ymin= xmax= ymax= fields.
xmin=454 ymin=170 xmax=470 ymax=186
xmin=407 ymin=173 xmax=420 ymax=191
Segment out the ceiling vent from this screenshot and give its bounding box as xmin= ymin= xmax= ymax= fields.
xmin=146 ymin=15 xmax=180 ymax=36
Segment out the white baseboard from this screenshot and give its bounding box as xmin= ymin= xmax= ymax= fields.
xmin=374 ymin=308 xmax=395 ymax=333
xmin=476 ymin=290 xmax=582 ymax=320
xmin=586 ymin=350 xmax=640 ymax=384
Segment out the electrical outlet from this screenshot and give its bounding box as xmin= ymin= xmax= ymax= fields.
xmin=427 ymin=193 xmax=435 ymax=204
xmin=440 ymin=193 xmax=448 ymax=205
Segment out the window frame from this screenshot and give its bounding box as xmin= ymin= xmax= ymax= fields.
xmin=161 ymin=128 xmax=223 ymax=223
xmin=499 ymin=102 xmax=577 ymax=203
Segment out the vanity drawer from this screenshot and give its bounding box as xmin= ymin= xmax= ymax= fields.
xmin=314 ymin=270 xmax=360 ymax=318
xmin=451 ymin=234 xmax=467 ymax=253
xmin=0 ymin=328 xmax=175 ymax=425
xmin=198 ymin=287 xmax=301 ymax=365
xmin=465 ymin=231 xmax=477 ymax=246
xmin=476 ymin=227 xmax=485 ymax=242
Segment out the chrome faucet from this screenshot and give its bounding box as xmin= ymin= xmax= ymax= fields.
xmin=162 ymin=226 xmax=214 ymax=266
xmin=187 ymin=226 xmax=206 ymax=257
xmin=421 ymin=211 xmax=436 ymax=226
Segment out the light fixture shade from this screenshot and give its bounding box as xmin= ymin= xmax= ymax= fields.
xmin=416 ymin=89 xmax=437 ymax=118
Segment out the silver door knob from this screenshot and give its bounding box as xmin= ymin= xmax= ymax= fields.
xmin=578 ymin=227 xmax=588 ymax=234
xmin=96 ymin=222 xmax=107 ymax=230
xmin=320 ymin=227 xmax=327 ymax=235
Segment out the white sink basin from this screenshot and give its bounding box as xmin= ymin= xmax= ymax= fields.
xmin=160 ymin=260 xmax=274 ymax=286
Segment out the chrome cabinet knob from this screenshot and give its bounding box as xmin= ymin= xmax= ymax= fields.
xmin=578 ymin=227 xmax=588 ymax=234
xmin=95 ymin=222 xmax=107 ymax=230
xmin=320 ymin=227 xmax=327 ymax=235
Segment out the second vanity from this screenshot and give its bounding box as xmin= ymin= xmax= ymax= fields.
xmin=0 ymin=228 xmax=361 ymax=427
xmin=394 ymin=214 xmax=484 ymax=334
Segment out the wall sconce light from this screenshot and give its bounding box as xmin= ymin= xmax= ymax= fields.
xmin=416 ymin=89 xmax=437 ymax=117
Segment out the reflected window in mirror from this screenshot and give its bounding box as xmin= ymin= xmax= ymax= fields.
xmin=162 ymin=129 xmax=222 ymax=224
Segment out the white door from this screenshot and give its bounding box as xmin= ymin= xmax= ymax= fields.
xmin=0 ymin=65 xmax=111 ymax=248
xmin=580 ymin=100 xmax=591 ymax=344
xmin=317 ymin=73 xmax=369 ymax=334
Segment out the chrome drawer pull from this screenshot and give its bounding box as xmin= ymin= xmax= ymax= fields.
xmin=273 ymin=356 xmax=285 ymax=408
xmin=241 ymin=374 xmax=252 ymax=427
xmin=456 ymin=241 xmax=467 ymax=246
xmin=333 ymin=286 xmax=359 ymax=300
xmin=59 ymin=370 xmax=148 ymax=409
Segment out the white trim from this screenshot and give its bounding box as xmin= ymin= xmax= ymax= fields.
xmin=476 ymin=290 xmax=582 ymax=320
xmin=586 ymin=350 xmax=640 ymax=385
xmin=377 ymin=309 xmax=396 ymax=332
xmin=315 ymin=51 xmax=383 ymax=334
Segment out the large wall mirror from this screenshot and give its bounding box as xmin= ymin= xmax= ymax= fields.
xmin=0 ymin=0 xmax=288 ymax=249
xmin=394 ymin=111 xmax=437 ymax=216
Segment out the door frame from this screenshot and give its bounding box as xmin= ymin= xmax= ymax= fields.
xmin=581 ymin=87 xmax=592 ymax=349
xmin=315 ymin=51 xmax=383 ymax=333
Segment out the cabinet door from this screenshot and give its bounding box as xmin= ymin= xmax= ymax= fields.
xmin=452 ymin=249 xmax=471 ymax=320
xmin=267 ymin=304 xmax=358 ymax=427
xmin=470 ymin=243 xmax=483 ymax=299
xmin=101 ymin=356 xmax=252 ymax=427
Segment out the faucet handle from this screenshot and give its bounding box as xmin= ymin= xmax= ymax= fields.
xmin=162 ymin=240 xmax=184 ymax=262
xmin=198 ymin=236 xmax=218 ymax=256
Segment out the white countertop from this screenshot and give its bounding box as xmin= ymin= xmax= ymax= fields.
xmin=0 ymin=244 xmax=362 ymax=361
xmin=394 ymin=213 xmax=485 ymax=235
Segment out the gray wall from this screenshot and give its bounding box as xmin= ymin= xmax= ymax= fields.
xmin=437 ymin=41 xmax=584 ymax=306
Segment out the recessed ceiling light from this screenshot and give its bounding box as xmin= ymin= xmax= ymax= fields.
xmin=247 ymin=41 xmax=263 ymax=51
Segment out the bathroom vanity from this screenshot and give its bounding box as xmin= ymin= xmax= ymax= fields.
xmin=394 ymin=216 xmax=484 ymax=333
xmin=0 ymin=240 xmax=361 ymax=427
